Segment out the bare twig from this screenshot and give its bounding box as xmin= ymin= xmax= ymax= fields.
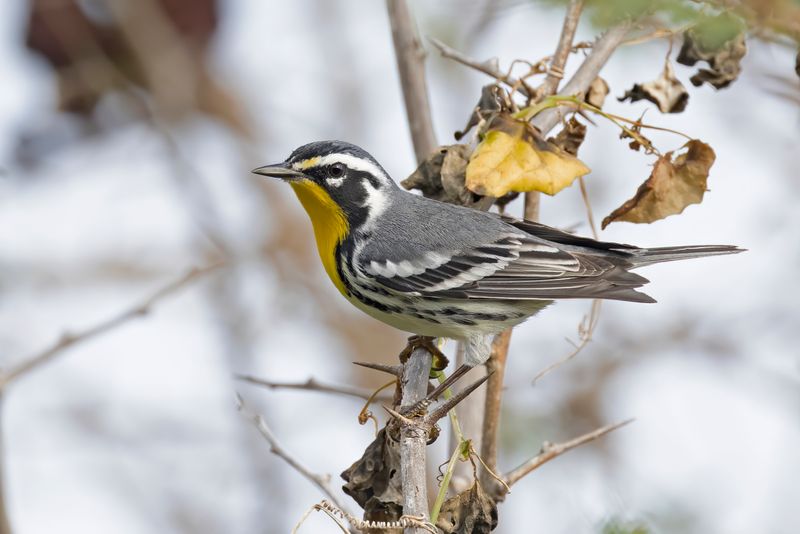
xmin=387 ymin=0 xmax=437 ymax=162
xmin=352 ymin=361 xmax=404 ymax=377
xmin=525 ymin=0 xmax=584 ymax=221
xmin=540 ymin=0 xmax=585 ymax=96
xmin=425 ymin=372 xmax=492 ymax=425
xmin=532 ymin=294 xmax=602 ymax=385
xmin=428 ymin=37 xmax=534 ymax=98
xmin=532 ymin=20 xmax=633 ymax=135
xmin=0 ymin=263 xmax=223 ymax=389
xmin=479 ymin=330 xmax=512 ymax=493
xmin=502 ymin=418 xmax=633 ymax=489
xmin=236 ymin=395 xmax=353 ymax=517
xmin=236 ymin=375 xmax=393 ymax=402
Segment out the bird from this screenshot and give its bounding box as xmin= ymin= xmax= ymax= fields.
xmin=253 ymin=140 xmax=741 ymax=399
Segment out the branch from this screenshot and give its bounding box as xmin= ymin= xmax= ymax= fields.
xmin=532 ymin=299 xmax=602 ymax=385
xmin=236 ymin=375 xmax=393 ymax=402
xmin=532 ymin=20 xmax=632 ymax=135
xmin=502 ymin=418 xmax=633 ymax=490
xmin=0 ymin=263 xmax=223 ymax=389
xmin=479 ymin=330 xmax=512 ymax=493
xmin=525 ymin=0 xmax=584 ymax=221
xmin=236 ymin=395 xmax=353 ymax=518
xmin=428 ymin=37 xmax=534 ymax=98
xmin=387 ymin=0 xmax=438 ymax=162
xmin=540 ymin=0 xmax=585 ymax=96
xmin=397 ymin=348 xmax=433 ymax=532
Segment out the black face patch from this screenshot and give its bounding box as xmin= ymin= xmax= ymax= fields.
xmin=301 ymin=165 xmax=373 ymax=230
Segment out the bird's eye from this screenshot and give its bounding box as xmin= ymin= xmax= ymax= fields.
xmin=328 ymin=163 xmax=345 ymax=178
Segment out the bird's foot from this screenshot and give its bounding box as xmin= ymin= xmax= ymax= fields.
xmin=398 ymin=335 xmax=449 ymax=373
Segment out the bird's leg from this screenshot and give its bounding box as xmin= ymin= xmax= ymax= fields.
xmin=398 ymin=335 xmax=449 ymax=372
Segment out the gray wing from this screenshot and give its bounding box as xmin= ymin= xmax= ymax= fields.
xmin=361 ymin=227 xmax=655 ymax=304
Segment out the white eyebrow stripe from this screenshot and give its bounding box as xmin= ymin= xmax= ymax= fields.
xmin=293 ymin=153 xmax=390 ymax=183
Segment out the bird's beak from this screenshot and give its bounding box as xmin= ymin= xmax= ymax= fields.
xmin=251 ymin=162 xmax=306 ymax=182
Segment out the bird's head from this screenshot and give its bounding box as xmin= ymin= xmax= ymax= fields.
xmin=252 ymin=140 xmax=396 ymax=233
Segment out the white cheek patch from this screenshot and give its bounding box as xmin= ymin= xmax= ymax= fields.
xmin=325 ymin=177 xmax=344 ymax=188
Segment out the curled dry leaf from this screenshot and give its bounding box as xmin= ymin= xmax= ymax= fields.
xmin=402 ymin=144 xmax=491 ymax=208
xmin=549 ymin=117 xmax=587 ymax=156
xmin=466 ymin=114 xmax=590 ymax=197
xmin=601 ymin=140 xmax=715 ymax=229
xmin=585 ymin=77 xmax=610 ymax=109
xmin=618 ymin=61 xmax=689 ymax=113
xmin=435 ymin=480 xmax=498 ymax=534
xmin=340 ymin=428 xmax=403 ymax=523
xmin=455 ymin=84 xmax=512 ymax=140
xmin=677 ymin=14 xmax=747 ymax=89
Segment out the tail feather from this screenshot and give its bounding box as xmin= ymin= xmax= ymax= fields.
xmin=623 ymin=245 xmax=745 ymax=268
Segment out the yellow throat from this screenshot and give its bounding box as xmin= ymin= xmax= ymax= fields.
xmin=290 ymin=180 xmax=349 ymax=296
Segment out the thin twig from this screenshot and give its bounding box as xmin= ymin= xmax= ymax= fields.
xmin=479 ymin=330 xmax=511 ymax=493
xmin=0 ymin=263 xmax=223 ymax=389
xmin=532 ymin=299 xmax=602 ymax=385
xmin=525 ymin=0 xmax=583 ymax=225
xmin=236 ymin=375 xmax=393 ymax=402
xmin=236 ymin=395 xmax=353 ymax=517
xmin=502 ymin=418 xmax=633 ymax=489
xmin=540 ymin=0 xmax=585 ymax=96
xmin=532 ymin=20 xmax=633 ymax=135
xmin=428 ymin=37 xmax=534 ymax=98
xmin=387 ymin=0 xmax=438 ymax=163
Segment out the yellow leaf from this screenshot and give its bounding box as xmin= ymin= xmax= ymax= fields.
xmin=465 ymin=115 xmax=590 ymax=197
xmin=601 ymin=140 xmax=715 ymax=229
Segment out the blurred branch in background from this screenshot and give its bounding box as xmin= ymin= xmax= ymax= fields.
xmin=501 ymin=418 xmax=633 ymax=490
xmin=0 ymin=262 xmax=223 ymax=389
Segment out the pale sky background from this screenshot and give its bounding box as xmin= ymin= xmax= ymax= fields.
xmin=1 ymin=1 xmax=799 ymax=533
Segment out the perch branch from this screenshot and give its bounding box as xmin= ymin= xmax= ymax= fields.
xmin=387 ymin=2 xmax=440 ymax=531
xmin=398 ymin=348 xmax=434 ymax=532
xmin=502 ymin=418 xmax=633 ymax=490
xmin=387 ymin=0 xmax=438 ymax=162
xmin=0 ymin=263 xmax=223 ymax=389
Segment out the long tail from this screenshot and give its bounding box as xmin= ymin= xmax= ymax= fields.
xmin=627 ymin=244 xmax=744 ymax=268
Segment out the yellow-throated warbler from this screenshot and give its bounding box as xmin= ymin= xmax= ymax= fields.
xmin=254 ymin=141 xmax=741 ymax=396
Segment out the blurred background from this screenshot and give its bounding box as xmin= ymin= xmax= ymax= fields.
xmin=1 ymin=1 xmax=798 ymax=533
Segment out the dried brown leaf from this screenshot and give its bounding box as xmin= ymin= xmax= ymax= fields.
xmin=455 ymin=84 xmax=512 ymax=140
xmin=340 ymin=428 xmax=403 ymax=523
xmin=402 ymin=144 xmax=487 ymax=207
xmin=602 ymin=140 xmax=715 ymax=229
xmin=585 ymin=77 xmax=610 ymax=109
xmin=549 ymin=117 xmax=587 ymax=156
xmin=435 ymin=480 xmax=498 ymax=534
xmin=618 ymin=61 xmax=689 ymax=113
xmin=677 ymin=16 xmax=747 ymax=89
